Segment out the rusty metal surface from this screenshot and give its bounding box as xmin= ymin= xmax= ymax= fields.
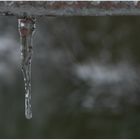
xmin=1 ymin=1 xmax=140 ymax=16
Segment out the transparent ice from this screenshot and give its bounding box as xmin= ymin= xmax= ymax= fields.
xmin=18 ymin=17 xmax=36 ymax=119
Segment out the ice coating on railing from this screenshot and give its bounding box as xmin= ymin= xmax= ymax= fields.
xmin=18 ymin=17 xmax=36 ymax=119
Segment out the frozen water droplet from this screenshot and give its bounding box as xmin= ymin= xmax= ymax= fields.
xmin=21 ymin=23 xmax=25 ymax=27
xmin=18 ymin=17 xmax=36 ymax=119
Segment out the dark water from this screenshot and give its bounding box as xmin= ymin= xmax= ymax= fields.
xmin=0 ymin=16 xmax=140 ymax=138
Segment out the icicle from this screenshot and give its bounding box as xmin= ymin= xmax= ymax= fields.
xmin=18 ymin=17 xmax=36 ymax=119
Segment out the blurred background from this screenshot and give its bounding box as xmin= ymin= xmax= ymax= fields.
xmin=0 ymin=16 xmax=140 ymax=138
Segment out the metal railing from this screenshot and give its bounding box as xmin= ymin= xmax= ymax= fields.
xmin=1 ymin=1 xmax=140 ymax=16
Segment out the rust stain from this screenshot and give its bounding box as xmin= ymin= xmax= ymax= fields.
xmin=1 ymin=1 xmax=140 ymax=16
xmin=45 ymin=1 xmax=140 ymax=9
